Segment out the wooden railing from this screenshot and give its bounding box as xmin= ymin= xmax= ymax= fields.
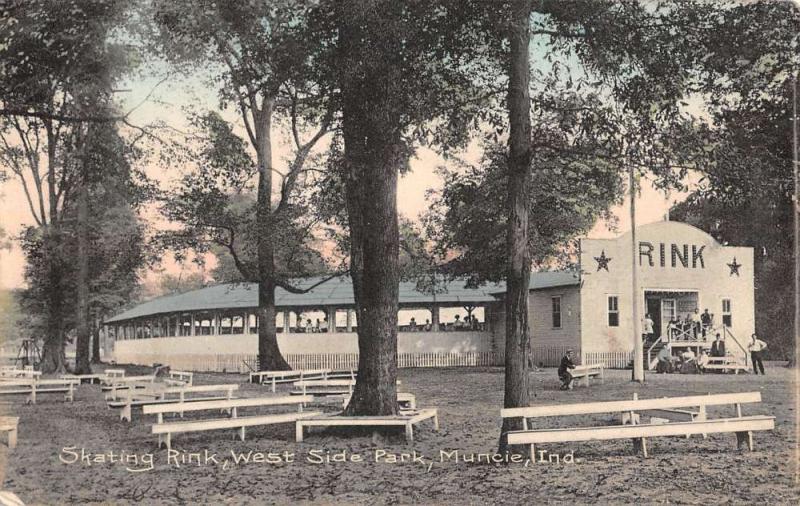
xmin=721 ymin=326 xmax=749 ymax=367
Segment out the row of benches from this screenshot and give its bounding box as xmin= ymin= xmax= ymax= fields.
xmin=1 ymin=365 xmax=772 ymax=459
xmin=92 ymin=371 xmax=437 ymax=451
xmin=501 ymin=391 xmax=773 ymax=457
xmin=249 ymin=369 xmax=356 ymax=392
xmin=0 ymin=378 xmax=80 ymax=404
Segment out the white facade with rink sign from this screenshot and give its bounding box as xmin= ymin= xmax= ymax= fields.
xmin=580 ymin=221 xmax=754 ymax=363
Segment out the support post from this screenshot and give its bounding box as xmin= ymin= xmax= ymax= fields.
xmin=327 ymin=307 xmax=336 ymax=333
xmin=345 ymin=309 xmax=353 ymax=333
xmin=431 ymin=306 xmax=440 ymax=332
xmin=283 ymin=311 xmax=290 ymax=334
xmin=630 ymin=166 xmax=644 ymax=383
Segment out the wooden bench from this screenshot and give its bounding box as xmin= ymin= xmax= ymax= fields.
xmin=250 ymin=369 xmax=332 ymax=391
xmin=502 ymin=391 xmax=773 ymax=458
xmin=144 ymin=395 xmax=322 ymax=451
xmin=292 ymin=379 xmax=401 ymax=397
xmin=704 ymin=357 xmax=749 ymax=374
xmin=102 ymin=369 xmax=126 ymax=382
xmin=0 ymin=491 xmax=25 ymax=506
xmin=102 ymin=375 xmax=157 ymax=400
xmin=59 ymin=373 xmax=106 ymax=384
xmin=108 ymin=383 xmax=239 ymax=422
xmin=0 ymin=379 xmax=79 ymax=404
xmin=327 ymin=369 xmax=357 ymax=380
xmin=296 ymin=408 xmax=439 ymax=443
xmin=340 ymin=392 xmax=416 ymax=410
xmin=292 ymin=379 xmax=356 ymax=396
xmin=0 ymin=416 xmax=19 ymax=449
xmin=570 ymin=363 xmax=605 ymax=387
xmin=0 ymin=369 xmax=42 ymax=379
xmin=165 ymin=370 xmax=194 ymax=386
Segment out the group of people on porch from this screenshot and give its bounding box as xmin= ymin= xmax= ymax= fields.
xmin=643 ymin=308 xmax=715 ymax=343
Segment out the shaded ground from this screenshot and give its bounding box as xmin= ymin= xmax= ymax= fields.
xmin=0 ymin=364 xmax=797 ymax=505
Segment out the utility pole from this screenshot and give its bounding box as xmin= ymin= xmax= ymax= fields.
xmin=791 ymin=74 xmax=799 ymax=484
xmin=631 ymin=165 xmax=644 ymax=382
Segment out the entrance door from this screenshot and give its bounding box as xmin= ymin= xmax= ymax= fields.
xmin=661 ymin=299 xmax=676 ymax=340
xmin=645 ymin=297 xmax=661 ymax=339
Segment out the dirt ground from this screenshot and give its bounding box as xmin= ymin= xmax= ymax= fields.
xmin=0 ymin=364 xmax=798 ymax=505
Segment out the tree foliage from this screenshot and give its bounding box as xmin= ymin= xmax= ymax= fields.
xmin=671 ymin=1 xmax=799 ymax=359
xmin=0 ymin=0 xmax=142 ymax=372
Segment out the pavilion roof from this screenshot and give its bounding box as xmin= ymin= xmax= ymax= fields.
xmin=105 ymin=271 xmax=579 ymax=323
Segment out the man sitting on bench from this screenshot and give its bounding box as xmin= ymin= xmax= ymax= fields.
xmin=558 ymin=350 xmax=576 ymax=390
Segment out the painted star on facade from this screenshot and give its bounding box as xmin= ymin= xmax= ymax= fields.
xmin=727 ymin=257 xmax=741 ymax=276
xmin=594 ymin=250 xmax=612 ymax=272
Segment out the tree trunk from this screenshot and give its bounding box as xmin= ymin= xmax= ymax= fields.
xmin=40 ymin=231 xmax=67 ymax=373
xmin=339 ymin=5 xmax=401 ymax=416
xmin=254 ymin=98 xmax=290 ymax=372
xmin=75 ymin=126 xmax=91 ymax=374
xmin=258 ymin=279 xmax=289 ymax=370
xmin=91 ymin=316 xmax=102 ymax=363
xmin=499 ymin=0 xmax=533 ymax=455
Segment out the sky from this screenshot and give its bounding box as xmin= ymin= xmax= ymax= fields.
xmin=0 ymin=60 xmax=688 ymax=292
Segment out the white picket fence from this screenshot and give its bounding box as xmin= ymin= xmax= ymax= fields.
xmin=115 ymin=348 xmax=633 ymax=373
xmin=532 ymin=346 xmax=633 ymax=369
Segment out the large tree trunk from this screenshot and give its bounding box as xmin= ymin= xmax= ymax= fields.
xmin=257 ymin=279 xmax=288 ymax=370
xmin=40 ymin=231 xmax=67 ymax=373
xmin=39 ymin=120 xmax=67 ymax=374
xmin=339 ymin=3 xmax=401 ymax=416
xmin=499 ymin=0 xmax=533 ymax=455
xmin=254 ymin=98 xmax=290 ymax=371
xmin=75 ymin=126 xmax=91 ymax=374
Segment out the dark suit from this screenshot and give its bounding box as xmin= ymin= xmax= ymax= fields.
xmin=710 ymin=340 xmax=725 ymax=357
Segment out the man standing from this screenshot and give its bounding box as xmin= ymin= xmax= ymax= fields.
xmin=642 ymin=314 xmax=655 ymax=343
xmin=710 ymin=333 xmax=726 ymax=358
xmin=747 ymin=333 xmax=767 ymax=375
xmin=691 ymin=308 xmax=702 ymax=339
xmin=700 ymin=309 xmax=713 ymax=337
xmin=558 ymin=350 xmax=576 ymax=390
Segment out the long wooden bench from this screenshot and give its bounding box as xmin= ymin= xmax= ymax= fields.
xmin=0 ymin=491 xmax=24 ymax=506
xmin=144 ymin=395 xmax=321 ymax=451
xmin=102 ymin=369 xmax=126 ymax=383
xmin=340 ymin=392 xmax=417 ymax=410
xmin=0 ymin=369 xmax=42 ymax=379
xmin=108 ymin=383 xmax=240 ymax=422
xmin=0 ymin=379 xmax=80 ymax=404
xmin=60 ymin=373 xmax=106 ymax=384
xmin=250 ymin=369 xmax=332 ymax=390
xmin=0 ymin=416 xmax=19 ymax=449
xmin=292 ymin=379 xmax=401 ymax=397
xmin=704 ymin=357 xmax=749 ymax=374
xmin=296 ymin=409 xmax=439 ymax=443
xmin=165 ymin=370 xmax=194 ymax=386
xmin=502 ymin=392 xmax=773 ymax=458
xmin=103 ymin=375 xmax=157 ymax=400
xmin=570 ymin=363 xmax=605 ymax=387
xmin=292 ymin=379 xmax=356 ymax=396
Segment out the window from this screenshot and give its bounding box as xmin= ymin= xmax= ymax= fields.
xmin=219 ymin=315 xmax=233 ymax=335
xmin=179 ymin=314 xmax=192 ymax=336
xmin=194 ymin=312 xmax=214 ymax=335
xmin=551 ymin=296 xmax=562 ymax=329
xmin=722 ymin=299 xmax=732 ymax=327
xmin=231 ymin=315 xmax=244 ymax=334
xmin=608 ymin=296 xmax=619 ymax=327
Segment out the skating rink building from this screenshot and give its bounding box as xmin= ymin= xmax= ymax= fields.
xmin=105 ymin=222 xmax=754 ymax=371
